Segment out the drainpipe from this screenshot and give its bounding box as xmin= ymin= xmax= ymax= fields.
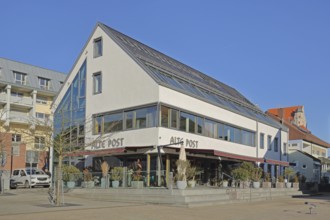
xmin=256 ymin=121 xmax=259 ymax=159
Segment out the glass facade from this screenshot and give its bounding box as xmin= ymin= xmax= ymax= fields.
xmin=54 ymin=60 xmax=86 ymax=151
xmin=160 ymin=105 xmax=256 ymax=147
xmin=92 ymin=106 xmax=157 ymax=135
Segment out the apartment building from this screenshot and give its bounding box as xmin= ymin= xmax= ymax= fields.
xmin=0 ymin=57 xmax=66 ymax=171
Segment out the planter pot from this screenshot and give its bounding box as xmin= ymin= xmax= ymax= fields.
xmin=131 ymin=181 xmax=144 ymax=189
xmin=285 ymin=182 xmax=292 ymax=188
xmin=292 ymin=182 xmax=299 ymax=189
xmin=112 ymin=180 xmax=120 ymax=188
xmin=240 ymin=181 xmax=250 ymax=188
xmin=101 ymin=177 xmax=110 ymax=188
xmin=276 ymin=182 xmax=284 ymax=188
xmin=176 ymin=180 xmax=187 ymax=190
xmin=253 ymin=181 xmax=260 ymax=189
xmin=188 ymin=180 xmax=196 ymax=188
xmin=83 ymin=181 xmax=95 ymax=188
xmin=66 ymin=181 xmax=75 ymax=189
xmin=222 ymin=181 xmax=228 ymax=188
xmin=262 ymin=182 xmax=272 ymax=188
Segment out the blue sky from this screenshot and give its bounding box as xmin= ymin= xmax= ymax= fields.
xmin=1 ymin=1 xmax=329 ymax=145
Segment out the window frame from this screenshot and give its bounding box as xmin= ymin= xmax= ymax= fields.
xmin=93 ymin=72 xmax=102 ymax=94
xmin=267 ymin=135 xmax=272 ymax=151
xmin=260 ymin=133 xmax=265 ymax=149
xmin=38 ymin=77 xmax=50 ymax=90
xmin=13 ymin=72 xmax=26 ymax=85
xmin=93 ymin=37 xmax=103 ymax=58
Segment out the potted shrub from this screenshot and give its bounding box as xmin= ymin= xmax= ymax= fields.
xmin=62 ymin=165 xmax=81 ymax=188
xmin=292 ymin=175 xmax=299 ymax=189
xmin=111 ymin=167 xmax=123 ymax=188
xmin=100 ymin=161 xmax=110 ymax=188
xmin=222 ymin=179 xmax=229 ymax=188
xmin=175 ymin=159 xmax=190 ymax=189
xmin=262 ymin=172 xmax=272 ymax=188
xmin=251 ymin=167 xmax=263 ymax=188
xmin=276 ymin=175 xmax=284 ymax=188
xmin=186 ymin=165 xmax=197 ymax=188
xmin=131 ymin=171 xmax=144 ymax=189
xmin=284 ymin=168 xmax=295 ymax=188
xmin=232 ymin=166 xmax=250 ymax=188
xmin=83 ymin=168 xmax=94 ymax=188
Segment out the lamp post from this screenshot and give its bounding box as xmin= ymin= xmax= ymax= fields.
xmin=157 ymin=141 xmax=183 ymax=188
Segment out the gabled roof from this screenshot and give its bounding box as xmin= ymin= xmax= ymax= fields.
xmin=98 ymin=23 xmax=285 ymax=130
xmin=289 ymin=149 xmax=321 ymax=162
xmin=267 ymin=111 xmax=330 ymax=148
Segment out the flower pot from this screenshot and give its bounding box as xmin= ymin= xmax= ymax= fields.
xmin=276 ymin=182 xmax=284 ymax=188
xmin=101 ymin=177 xmax=110 ymax=188
xmin=112 ymin=180 xmax=120 ymax=188
xmin=285 ymin=182 xmax=292 ymax=188
xmin=66 ymin=181 xmax=75 ymax=189
xmin=262 ymin=182 xmax=272 ymax=188
xmin=131 ymin=181 xmax=144 ymax=189
xmin=253 ymin=181 xmax=260 ymax=189
xmin=188 ymin=180 xmax=196 ymax=188
xmin=176 ymin=180 xmax=187 ymax=190
xmin=222 ymin=181 xmax=228 ymax=188
xmin=83 ymin=181 xmax=95 ymax=188
xmin=293 ymin=182 xmax=299 ymax=189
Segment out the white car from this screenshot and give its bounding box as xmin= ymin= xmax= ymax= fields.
xmin=11 ymin=168 xmax=51 ymax=188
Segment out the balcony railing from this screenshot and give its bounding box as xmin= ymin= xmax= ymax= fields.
xmin=10 ymin=95 xmax=33 ymax=106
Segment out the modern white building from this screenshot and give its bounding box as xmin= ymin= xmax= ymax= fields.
xmin=53 ymin=23 xmax=289 ymax=186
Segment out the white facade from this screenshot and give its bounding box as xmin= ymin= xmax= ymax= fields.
xmin=53 ymin=23 xmax=289 ymax=180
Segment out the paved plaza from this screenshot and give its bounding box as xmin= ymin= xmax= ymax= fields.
xmin=0 ymin=188 xmax=329 ymax=220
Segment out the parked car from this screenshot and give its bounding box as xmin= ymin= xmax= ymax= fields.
xmin=11 ymin=168 xmax=51 ymax=188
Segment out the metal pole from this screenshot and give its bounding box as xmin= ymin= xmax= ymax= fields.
xmin=157 ymin=146 xmax=166 ymax=187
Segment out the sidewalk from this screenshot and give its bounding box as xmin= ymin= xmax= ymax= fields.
xmin=0 ymin=189 xmax=329 ymax=220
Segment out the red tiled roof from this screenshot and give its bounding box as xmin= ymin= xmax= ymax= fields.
xmin=267 ymin=106 xmax=302 ymax=122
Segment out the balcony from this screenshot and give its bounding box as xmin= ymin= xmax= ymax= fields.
xmin=9 ymin=111 xmax=31 ymax=124
xmin=10 ymin=95 xmax=33 ymax=108
xmin=0 ymin=93 xmax=6 ymax=104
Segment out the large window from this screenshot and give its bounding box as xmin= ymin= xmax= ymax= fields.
xmin=161 ymin=106 xmax=170 ymax=127
xmin=38 ymin=77 xmax=50 ymax=90
xmin=94 ymin=37 xmax=103 ymax=57
xmin=93 ymin=105 xmax=157 ymax=135
xmin=104 ymin=112 xmax=123 ymax=133
xmin=260 ymin=133 xmax=265 ymax=149
xmin=14 ymin=72 xmax=26 ymax=85
xmin=160 ymin=105 xmax=257 ymax=147
xmin=54 ymin=60 xmax=86 ymax=151
xmin=180 ymin=112 xmax=196 ymax=133
xmin=204 ymin=119 xmax=217 ymax=138
xmin=224 ymin=125 xmax=235 ymax=142
xmin=93 ymin=115 xmax=103 ymax=134
xmin=93 ymin=72 xmax=102 ymax=94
